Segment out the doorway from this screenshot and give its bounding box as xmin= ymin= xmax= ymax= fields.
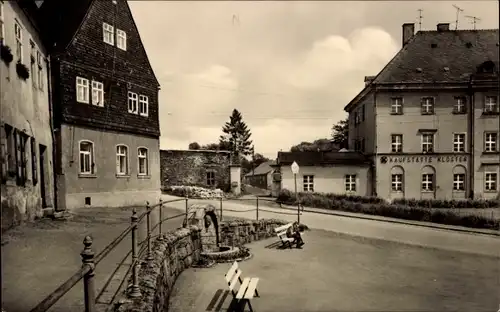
xmin=39 ymin=144 xmax=47 ymax=208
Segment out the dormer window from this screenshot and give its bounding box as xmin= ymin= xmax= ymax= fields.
xmin=103 ymin=23 xmax=114 ymax=45
xmin=477 ymin=60 xmax=495 ymax=74
xmin=116 ymin=29 xmax=127 ymax=50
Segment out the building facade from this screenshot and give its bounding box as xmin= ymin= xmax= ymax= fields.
xmin=0 ymin=0 xmax=55 ymax=231
xmin=39 ymin=0 xmax=161 ymax=209
xmin=275 ymin=151 xmax=372 ymax=196
xmin=244 ymin=161 xmax=275 ymax=190
xmin=345 ymin=23 xmax=499 ymax=201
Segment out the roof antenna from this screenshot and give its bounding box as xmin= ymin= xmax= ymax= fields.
xmin=465 ymin=15 xmax=481 ymax=30
xmin=417 ymin=9 xmax=424 ymax=31
xmin=452 ymin=5 xmax=464 ymax=30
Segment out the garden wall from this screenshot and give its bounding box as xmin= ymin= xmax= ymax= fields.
xmin=219 ymin=219 xmax=289 ymax=246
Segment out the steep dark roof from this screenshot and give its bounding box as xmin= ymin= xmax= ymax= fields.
xmin=277 ymin=151 xmax=370 ymax=167
xmin=245 ymin=161 xmax=275 ymax=177
xmin=374 ymin=29 xmax=499 ymax=84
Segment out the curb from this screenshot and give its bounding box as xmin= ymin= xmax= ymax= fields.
xmin=274 ymin=204 xmax=500 ymax=237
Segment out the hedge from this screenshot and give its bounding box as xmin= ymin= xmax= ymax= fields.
xmin=276 ymin=189 xmax=499 ymax=230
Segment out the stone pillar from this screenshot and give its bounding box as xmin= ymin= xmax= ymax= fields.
xmin=229 ymin=164 xmax=241 ymax=196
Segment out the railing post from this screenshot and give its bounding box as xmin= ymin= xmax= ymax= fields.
xmin=81 ymin=236 xmax=96 ymax=312
xmin=146 ymin=202 xmax=153 ymax=261
xmin=256 ymin=196 xmax=259 ymax=221
xmin=184 ymin=196 xmax=189 ymax=227
xmin=158 ymin=198 xmax=163 ymax=240
xmin=220 ymin=197 xmax=223 ymax=222
xmin=129 ymin=208 xmax=141 ymax=298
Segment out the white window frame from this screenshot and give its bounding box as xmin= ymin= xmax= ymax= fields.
xmin=116 ymin=145 xmax=128 ymax=175
xmin=116 ymin=29 xmax=127 ymax=50
xmin=391 ymin=174 xmax=403 ymax=192
xmin=91 ymin=80 xmax=104 ymax=107
xmin=303 ymin=175 xmax=314 ymax=192
xmin=391 ymin=97 xmax=403 ymax=114
xmin=484 ymin=96 xmax=499 ymax=113
xmin=0 ymin=2 xmax=4 ymax=43
xmin=30 ymin=41 xmax=37 ymax=88
xmin=453 ymin=173 xmax=465 ymax=191
xmin=421 ymin=173 xmax=434 ymax=192
xmin=345 ymin=174 xmax=356 ymax=192
xmin=453 ymin=133 xmax=466 ymax=153
xmin=103 ymin=22 xmax=114 ymax=45
xmin=128 ymin=91 xmax=138 ymax=114
xmin=421 ymin=133 xmax=434 ymax=153
xmin=37 ymin=51 xmax=43 ymax=90
xmin=421 ymin=97 xmax=434 ymax=115
xmin=79 ymin=140 xmax=94 ymax=175
xmin=484 ymin=132 xmax=498 ymax=152
xmin=484 ymin=172 xmax=497 ymax=192
xmin=137 ymin=147 xmax=148 ymax=176
xmin=76 ymin=77 xmax=90 ymax=104
xmin=454 ymin=96 xmax=466 ymax=113
xmin=15 ymin=21 xmax=23 ymax=62
xmin=139 ymin=95 xmax=148 ymax=117
xmin=391 ymin=134 xmax=403 ymax=153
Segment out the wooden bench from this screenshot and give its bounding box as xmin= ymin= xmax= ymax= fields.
xmin=225 ymin=261 xmax=260 ymax=312
xmin=274 ymin=223 xmax=294 ymax=248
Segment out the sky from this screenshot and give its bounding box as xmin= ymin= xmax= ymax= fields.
xmin=128 ymin=1 xmax=499 ymax=159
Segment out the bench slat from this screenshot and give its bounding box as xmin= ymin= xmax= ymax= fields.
xmin=228 ymin=269 xmax=242 ymax=291
xmin=225 ymin=261 xmax=239 ymax=283
xmin=243 ymin=278 xmax=259 ymax=299
xmin=235 ymin=278 xmax=251 ymax=299
xmin=274 ymin=223 xmax=293 ymax=233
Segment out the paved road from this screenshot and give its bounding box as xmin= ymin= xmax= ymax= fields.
xmin=162 ymin=195 xmax=500 ymax=258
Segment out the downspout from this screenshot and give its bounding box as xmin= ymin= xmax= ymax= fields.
xmin=372 ymin=87 xmax=378 ymax=198
xmin=468 ymin=75 xmax=474 ymax=200
xmin=46 ymin=55 xmax=59 ymax=211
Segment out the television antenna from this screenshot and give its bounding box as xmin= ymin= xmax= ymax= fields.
xmin=417 ymin=9 xmax=424 ymax=31
xmin=452 ymin=4 xmax=464 ymax=30
xmin=465 ymin=15 xmax=481 ymax=30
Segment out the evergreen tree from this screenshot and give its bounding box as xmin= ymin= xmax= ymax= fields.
xmin=219 ymin=109 xmax=253 ymax=157
xmin=331 ymin=118 xmax=349 ymax=149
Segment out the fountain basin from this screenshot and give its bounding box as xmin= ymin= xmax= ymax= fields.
xmin=199 ymin=245 xmax=252 ymax=264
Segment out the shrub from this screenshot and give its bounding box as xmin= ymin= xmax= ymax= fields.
xmin=15 ymin=61 xmax=30 ymax=80
xmin=392 ymin=198 xmax=499 ymax=209
xmin=0 ymin=44 xmax=14 ymax=65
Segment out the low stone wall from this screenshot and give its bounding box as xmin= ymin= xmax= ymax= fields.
xmin=114 ymin=226 xmax=202 ymax=312
xmin=1 ymin=183 xmax=42 ymax=233
xmin=219 ymin=218 xmax=289 ymax=247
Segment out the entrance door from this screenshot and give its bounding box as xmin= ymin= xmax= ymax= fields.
xmin=39 ymin=144 xmax=47 ymax=208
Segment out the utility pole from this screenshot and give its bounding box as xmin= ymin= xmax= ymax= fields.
xmin=453 ymin=4 xmax=464 ymax=30
xmin=417 ymin=9 xmax=424 ymax=31
xmin=251 ymin=145 xmax=255 ymax=176
xmin=465 ymin=15 xmax=481 ymax=30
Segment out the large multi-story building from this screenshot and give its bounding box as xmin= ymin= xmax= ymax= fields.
xmin=38 ymin=0 xmax=161 ymax=209
xmin=0 ymin=0 xmax=55 ymax=231
xmin=345 ymin=23 xmax=499 ymax=201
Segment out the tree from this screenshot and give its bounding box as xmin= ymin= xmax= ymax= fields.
xmin=252 ymin=153 xmax=269 ymax=167
xmin=219 ymin=109 xmax=253 ymax=157
xmin=188 ymin=142 xmax=200 ymax=150
xmin=331 ymin=118 xmax=349 ymax=149
xmin=200 ymin=141 xmax=231 ymax=151
xmin=290 ymin=139 xmax=339 ymax=152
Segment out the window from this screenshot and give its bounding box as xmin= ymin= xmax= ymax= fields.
xmin=421 ymin=173 xmax=434 ymax=192
xmin=31 ymin=138 xmax=37 ymax=185
xmin=206 ymin=171 xmax=215 ymax=186
xmin=128 ymin=92 xmax=138 ymax=114
xmin=103 ymin=23 xmax=114 ymax=45
xmin=484 ymin=132 xmax=498 ymax=152
xmin=15 ymin=131 xmax=27 ymax=186
xmin=345 ymin=175 xmax=356 ymax=192
xmin=453 ymin=174 xmax=465 ymax=191
xmin=391 ymin=174 xmax=403 ymax=192
xmin=139 ymin=95 xmax=148 ymax=116
xmin=91 ymin=81 xmax=104 ymax=106
xmin=421 ymin=133 xmax=434 ymax=153
xmin=484 ymin=96 xmax=499 ymax=113
xmin=116 ymin=145 xmax=128 ymax=175
xmin=30 ymin=41 xmax=37 ymax=88
xmin=138 ymin=148 xmax=148 ymax=176
xmin=484 ymin=173 xmax=497 ymax=192
xmin=361 ymin=105 xmax=365 ymax=121
xmin=454 ymin=96 xmax=466 ymax=114
xmin=15 ymin=22 xmax=23 ymax=62
xmin=76 ymin=77 xmax=89 ymax=103
xmin=390 ymin=97 xmax=403 ymax=115
xmin=453 ymin=133 xmax=466 ymax=153
xmin=391 ymin=134 xmax=403 ymax=153
xmin=0 ymin=2 xmax=4 ymax=43
xmin=303 ymin=175 xmax=314 ymax=192
xmin=116 ymin=29 xmax=127 ymax=50
xmin=79 ymin=141 xmax=94 ymax=174
xmin=4 ymin=125 xmax=15 ymax=178
xmin=354 ymin=112 xmax=359 ymax=125
xmin=37 ymin=51 xmax=43 ymax=90
xmin=421 ymin=97 xmax=434 ymax=115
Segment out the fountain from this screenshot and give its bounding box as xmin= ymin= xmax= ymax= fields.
xmin=186 ymin=204 xmax=251 ymax=267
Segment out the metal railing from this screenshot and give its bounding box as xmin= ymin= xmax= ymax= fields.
xmin=28 ymin=195 xmax=296 ymax=312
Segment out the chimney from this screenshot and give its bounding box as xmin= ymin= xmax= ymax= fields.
xmin=437 ymin=23 xmax=450 ymax=32
xmin=402 ymin=23 xmax=415 ymax=47
xmin=364 ymin=76 xmax=375 ymax=86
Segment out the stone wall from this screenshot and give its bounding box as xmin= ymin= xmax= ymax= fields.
xmin=1 ymin=183 xmax=43 ymax=232
xmin=160 ymin=150 xmax=231 ymax=192
xmin=114 ymin=226 xmax=202 ymax=312
xmin=219 ymin=219 xmax=289 ymax=247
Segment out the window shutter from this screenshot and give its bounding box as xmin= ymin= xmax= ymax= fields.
xmin=21 ymin=135 xmax=27 ymax=185
xmin=31 ymin=138 xmax=37 ymax=185
xmin=14 ymin=130 xmax=21 ymax=185
xmin=0 ymin=140 xmax=6 ymax=183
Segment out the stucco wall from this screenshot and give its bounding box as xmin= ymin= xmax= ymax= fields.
xmin=0 ymin=1 xmax=54 ymax=231
xmin=279 ymin=165 xmax=371 ymax=196
xmin=160 ymin=150 xmax=231 ymax=191
xmin=57 ymin=124 xmax=161 ymax=210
